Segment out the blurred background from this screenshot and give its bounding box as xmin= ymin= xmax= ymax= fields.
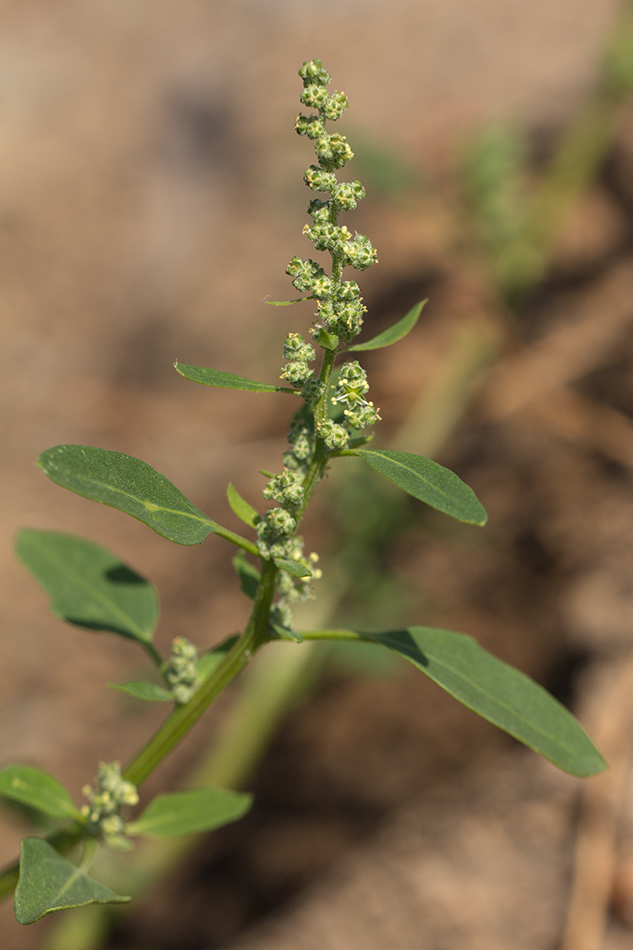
xmin=3 ymin=1 xmax=633 ymax=948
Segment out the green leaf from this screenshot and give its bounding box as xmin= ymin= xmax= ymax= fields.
xmin=315 ymin=327 xmax=339 ymax=350
xmin=273 ymin=558 xmax=312 ymax=578
xmin=14 ymin=838 xmax=130 ymax=924
xmin=227 ymin=483 xmax=258 ymax=528
xmin=270 ymin=623 xmax=303 ymax=644
xmin=16 ymin=530 xmax=159 ymax=643
xmin=125 ymin=788 xmax=252 ymax=838
xmin=353 ymin=449 xmax=488 ymax=525
xmin=370 ymin=627 xmax=607 ymax=777
xmin=264 ymin=296 xmax=312 ymax=306
xmin=347 ymin=301 xmax=426 ymax=351
xmin=38 ymin=446 xmax=217 ymax=545
xmin=108 ymin=681 xmax=173 ymax=702
xmin=174 ymin=363 xmax=296 ymax=394
xmin=232 ymin=551 xmax=260 ymax=600
xmin=0 ymin=767 xmax=79 ymax=820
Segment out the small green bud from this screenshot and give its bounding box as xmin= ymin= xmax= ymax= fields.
xmin=165 ymin=636 xmax=200 ymax=705
xmin=344 ymin=402 xmax=380 ymax=429
xmin=281 ymin=362 xmax=314 ymax=385
xmin=319 ymin=420 xmax=350 ymax=450
xmin=337 ymin=280 xmax=361 ymax=300
xmin=311 ymin=275 xmax=333 ymax=298
xmin=300 ymin=376 xmax=324 ymax=403
xmin=333 ymin=181 xmax=365 ymax=211
xmin=300 ymin=83 xmax=329 ymax=109
xmin=267 ymin=507 xmax=297 ymax=534
xmin=304 ymin=165 xmax=338 ymax=192
xmin=263 ymin=469 xmax=305 ymax=507
xmin=295 ymin=113 xmax=323 ymax=138
xmin=286 ymin=256 xmax=325 ymax=292
xmin=282 ymin=332 xmax=316 ymax=363
xmin=315 ymin=133 xmax=354 ymax=168
xmin=299 ymin=60 xmax=331 ymax=85
xmin=322 ymin=91 xmax=348 ymax=121
xmin=342 ymin=233 xmax=378 ymax=270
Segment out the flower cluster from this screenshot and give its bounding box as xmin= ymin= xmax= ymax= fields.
xmin=257 ymin=60 xmax=380 ymax=631
xmin=288 ymin=59 xmax=377 ymax=346
xmin=81 ymin=762 xmax=138 ymax=847
xmin=164 ymin=636 xmax=201 ymax=705
xmin=331 ymin=360 xmax=380 ymax=431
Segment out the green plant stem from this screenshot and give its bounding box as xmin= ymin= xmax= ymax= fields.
xmin=141 ymin=641 xmax=164 ymax=669
xmin=0 ymin=561 xmax=280 ymax=905
xmin=123 ymin=559 xmax=278 ymax=787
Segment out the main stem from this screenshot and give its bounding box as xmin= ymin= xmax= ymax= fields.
xmin=123 ymin=558 xmax=278 ymax=787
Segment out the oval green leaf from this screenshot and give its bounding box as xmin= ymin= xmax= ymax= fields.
xmin=347 ymin=301 xmax=426 ymax=352
xmin=16 ymin=530 xmax=159 ymax=643
xmin=227 ymin=483 xmax=258 ymax=528
xmin=108 ymin=681 xmax=173 ymax=703
xmin=0 ymin=767 xmax=80 ymax=820
xmin=371 ymin=626 xmax=607 ymax=777
xmin=38 ymin=446 xmax=217 ymax=545
xmin=125 ymin=788 xmax=252 ymax=838
xmin=353 ymin=449 xmax=488 ymax=525
xmin=273 ymin=558 xmax=312 ymax=578
xmin=14 ymin=838 xmax=130 ymax=924
xmin=174 ymin=363 xmax=296 ymax=394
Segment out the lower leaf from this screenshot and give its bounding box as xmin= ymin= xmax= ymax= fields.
xmin=14 ymin=838 xmax=130 ymax=924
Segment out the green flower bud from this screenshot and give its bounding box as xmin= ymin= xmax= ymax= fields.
xmin=307 ymin=198 xmax=331 ymax=225
xmin=295 ymin=113 xmax=323 ymax=138
xmin=344 ymin=402 xmax=381 ymax=429
xmin=286 ymin=256 xmax=325 ymax=292
xmin=311 ymin=275 xmax=333 ymax=298
xmin=298 ymin=60 xmax=331 ymax=85
xmin=337 ymin=280 xmax=361 ymax=300
xmin=319 ymin=420 xmax=350 ymax=450
xmin=304 ymin=165 xmax=337 ymax=192
xmin=315 ymin=133 xmax=354 ymax=168
xmin=333 ymin=181 xmax=365 ymax=211
xmin=283 ymin=332 xmax=316 ymax=363
xmin=342 ymin=233 xmax=378 ymax=270
xmin=281 ymin=362 xmax=314 ymax=385
xmin=267 ymin=508 xmax=297 ymax=534
xmin=300 ymin=83 xmax=329 ymax=109
xmin=263 ymin=469 xmax=305 ymax=507
xmin=322 ymin=91 xmax=348 ymax=120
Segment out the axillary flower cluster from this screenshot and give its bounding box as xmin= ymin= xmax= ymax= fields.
xmin=81 ymin=762 xmax=138 ymax=847
xmin=256 ymin=60 xmax=380 ymax=631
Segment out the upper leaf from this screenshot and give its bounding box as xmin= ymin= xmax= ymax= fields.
xmin=353 ymin=449 xmax=488 ymax=525
xmin=109 ymin=681 xmax=173 ymax=703
xmin=125 ymin=788 xmax=252 ymax=838
xmin=227 ymin=483 xmax=259 ymax=528
xmin=174 ymin=363 xmax=297 ymax=395
xmin=273 ymin=558 xmax=312 ymax=578
xmin=264 ymin=296 xmax=312 ymax=306
xmin=16 ymin=530 xmax=159 ymax=643
xmin=14 ymin=838 xmax=130 ymax=924
xmin=0 ymin=766 xmax=80 ymax=821
xmin=346 ymin=301 xmax=426 ymax=352
xmin=38 ymin=446 xmax=217 ymax=545
xmin=370 ymin=626 xmax=607 ymax=777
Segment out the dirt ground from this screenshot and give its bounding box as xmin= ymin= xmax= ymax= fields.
xmin=2 ymin=2 xmax=633 ymax=949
